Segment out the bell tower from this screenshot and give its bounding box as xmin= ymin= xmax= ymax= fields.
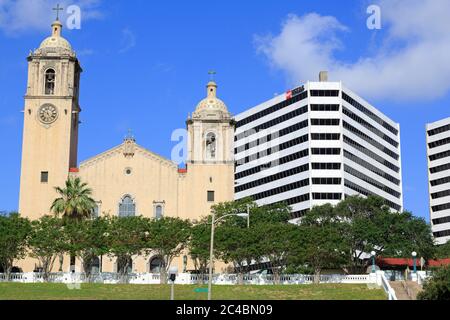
xmin=181 ymin=79 xmax=235 ymax=220
xmin=18 ymin=18 xmax=82 ymax=219
xmin=187 ymin=81 xmax=235 ymax=164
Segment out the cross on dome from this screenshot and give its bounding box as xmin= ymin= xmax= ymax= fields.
xmin=53 ymin=4 xmax=64 ymax=21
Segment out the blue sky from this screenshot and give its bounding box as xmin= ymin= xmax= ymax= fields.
xmin=1 ymin=0 xmax=450 ymax=221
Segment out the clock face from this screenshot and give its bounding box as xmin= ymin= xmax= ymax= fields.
xmin=38 ymin=104 xmax=58 ymax=124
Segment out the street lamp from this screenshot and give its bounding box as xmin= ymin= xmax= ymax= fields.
xmin=169 ymin=266 xmax=178 ymax=301
xmin=208 ymin=206 xmax=250 ymax=301
xmin=412 ymin=252 xmax=417 ymax=274
xmin=371 ymin=251 xmax=376 ymax=273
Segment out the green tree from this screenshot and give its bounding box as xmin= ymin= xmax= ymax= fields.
xmin=188 ymin=217 xmax=211 ymax=277
xmin=215 ymin=224 xmax=258 ymax=284
xmin=105 ymin=216 xmax=149 ymax=282
xmin=0 ymin=213 xmax=31 ymax=280
xmin=378 ymin=211 xmax=435 ymax=259
xmin=28 ymin=216 xmax=66 ymax=282
xmin=213 ymin=200 xmax=292 ymax=284
xmin=51 ymin=177 xmax=96 ymax=220
xmin=417 ymin=266 xmax=450 ymax=300
xmin=335 ymin=196 xmax=389 ymax=273
xmin=106 ymin=216 xmax=149 ymax=282
xmin=254 ymin=222 xmax=301 ymax=283
xmin=435 ymin=241 xmax=450 ymax=259
xmin=145 ymin=217 xmax=192 ymax=284
xmin=63 ymin=217 xmax=109 ymax=281
xmin=335 ymin=196 xmax=435 ymax=273
xmin=292 ymin=204 xmax=350 ymax=283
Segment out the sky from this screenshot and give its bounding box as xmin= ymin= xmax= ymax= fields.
xmin=1 ymin=0 xmax=450 ymax=221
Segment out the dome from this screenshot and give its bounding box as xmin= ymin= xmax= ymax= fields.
xmin=37 ymin=20 xmax=73 ymax=52
xmin=195 ymin=96 xmax=229 ymax=114
xmin=39 ymin=36 xmax=72 ymax=51
xmin=193 ymin=81 xmax=230 ymax=117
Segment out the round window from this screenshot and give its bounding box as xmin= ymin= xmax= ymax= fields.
xmin=125 ymin=168 xmax=132 ymax=175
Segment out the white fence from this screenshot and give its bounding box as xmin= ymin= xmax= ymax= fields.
xmin=0 ymin=272 xmax=373 ymax=286
xmin=1 ymin=272 xmax=401 ymax=300
xmin=376 ymin=271 xmax=397 ymax=300
xmin=417 ymin=271 xmax=430 ymax=285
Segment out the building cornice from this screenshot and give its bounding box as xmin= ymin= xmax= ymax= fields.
xmin=79 ymin=142 xmax=178 ymax=170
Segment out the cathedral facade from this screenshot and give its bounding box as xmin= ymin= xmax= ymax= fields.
xmin=18 ymin=20 xmax=235 ymax=273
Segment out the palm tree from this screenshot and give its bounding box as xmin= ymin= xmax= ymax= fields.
xmin=51 ymin=177 xmax=96 ymax=276
xmin=51 ymin=177 xmax=96 ymax=221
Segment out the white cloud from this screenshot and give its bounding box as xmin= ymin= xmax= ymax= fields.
xmin=255 ymin=0 xmax=450 ymax=102
xmin=0 ymin=0 xmax=103 ymax=35
xmin=119 ymin=27 xmax=136 ymax=54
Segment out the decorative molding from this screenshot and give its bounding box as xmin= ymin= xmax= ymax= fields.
xmin=123 ymin=139 xmax=135 ymax=158
xmin=79 ymin=142 xmax=178 ymax=170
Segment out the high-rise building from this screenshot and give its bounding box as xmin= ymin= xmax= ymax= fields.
xmin=426 ymin=117 xmax=450 ymax=244
xmin=234 ymin=72 xmax=403 ymax=222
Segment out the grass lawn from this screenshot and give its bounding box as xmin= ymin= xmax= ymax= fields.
xmin=0 ymin=283 xmax=386 ymax=300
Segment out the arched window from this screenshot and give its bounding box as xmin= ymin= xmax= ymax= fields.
xmin=149 ymin=256 xmax=165 ymax=273
xmin=90 ymin=257 xmax=101 ymax=274
xmin=205 ymin=132 xmax=217 ymax=159
xmin=45 ymin=69 xmax=56 ymax=95
xmin=119 ymin=195 xmax=135 ymax=217
xmin=92 ymin=205 xmax=99 ymax=219
xmin=155 ymin=205 xmax=163 ymax=219
xmin=117 ymin=257 xmax=133 ymax=274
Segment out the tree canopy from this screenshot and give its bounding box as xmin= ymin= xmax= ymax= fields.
xmin=291 ymin=204 xmax=350 ymax=282
xmin=27 ymin=216 xmax=66 ymax=281
xmin=145 ymin=216 xmax=191 ymax=283
xmin=0 ymin=213 xmax=31 ymax=280
xmin=418 ymin=266 xmax=450 ymax=300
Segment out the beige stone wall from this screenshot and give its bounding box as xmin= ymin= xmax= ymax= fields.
xmin=71 ymin=142 xmax=234 ymax=273
xmin=78 ymin=143 xmax=180 ymax=220
xmin=179 ymin=163 xmax=235 ymax=221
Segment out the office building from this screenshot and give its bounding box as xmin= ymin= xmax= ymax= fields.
xmin=234 ymin=72 xmax=403 ymax=221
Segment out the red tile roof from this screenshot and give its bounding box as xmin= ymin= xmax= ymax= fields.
xmin=377 ymin=257 xmax=450 ymax=267
xmin=69 ymin=168 xmax=79 ymax=173
xmin=428 ymin=258 xmax=450 ymax=267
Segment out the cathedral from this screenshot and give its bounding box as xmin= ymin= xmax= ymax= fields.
xmin=18 ymin=19 xmax=235 ymax=273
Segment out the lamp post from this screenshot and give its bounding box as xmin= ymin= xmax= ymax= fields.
xmin=412 ymin=252 xmax=417 ymax=274
xmin=371 ymin=251 xmax=376 ymax=273
xmin=169 ymin=266 xmax=178 ymax=301
xmin=208 ymin=208 xmax=250 ymax=301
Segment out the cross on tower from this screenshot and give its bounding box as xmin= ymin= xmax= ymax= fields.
xmin=53 ymin=3 xmax=64 ymax=21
